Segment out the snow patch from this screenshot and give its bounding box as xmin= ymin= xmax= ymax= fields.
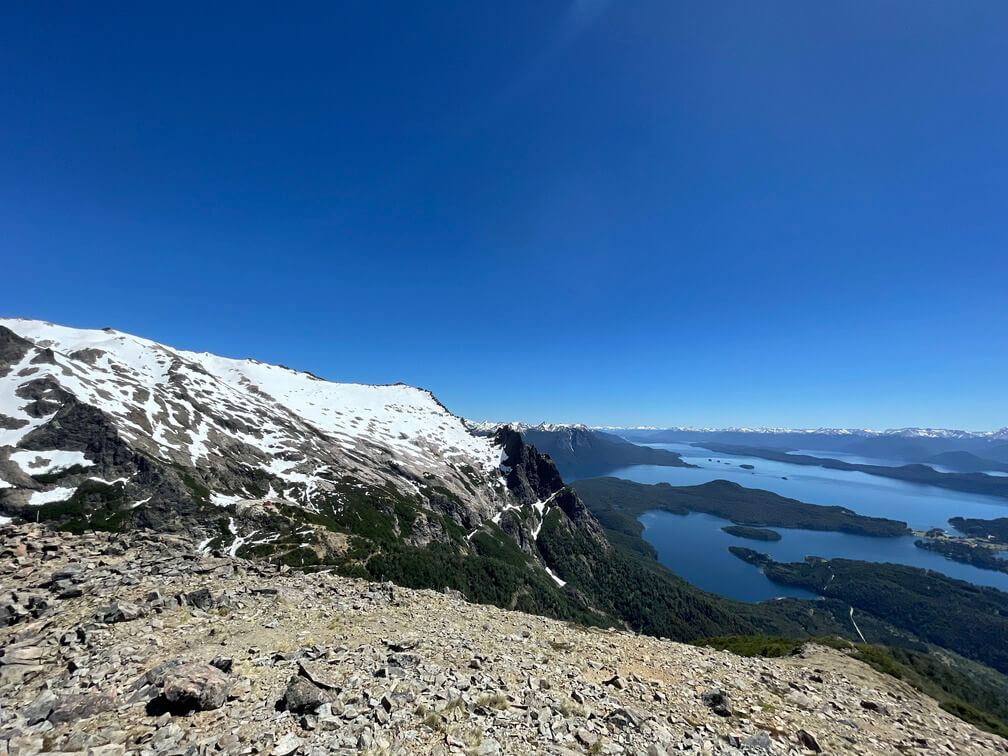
xmin=10 ymin=449 xmax=93 ymax=476
xmin=0 ymin=349 xmax=58 ymax=446
xmin=211 ymin=492 xmax=243 ymax=508
xmin=544 ymin=566 xmax=566 ymax=587
xmin=226 ymin=517 xmax=252 ymax=557
xmin=28 ymin=487 xmax=77 ymax=506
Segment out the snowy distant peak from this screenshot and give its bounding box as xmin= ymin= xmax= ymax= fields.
xmin=465 ymin=421 xmax=591 ymax=435
xmin=607 ymin=425 xmax=1005 ymax=439
xmin=469 ymin=423 xmax=999 ymax=441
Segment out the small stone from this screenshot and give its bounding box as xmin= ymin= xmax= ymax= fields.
xmin=701 ymin=688 xmax=731 ymax=717
xmin=741 ymin=732 xmax=774 ymax=752
xmin=797 ymin=729 xmax=822 ymax=752
xmin=271 ymin=732 xmax=304 ymax=755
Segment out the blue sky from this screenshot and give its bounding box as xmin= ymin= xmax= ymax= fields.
xmin=2 ymin=2 xmax=1006 ymax=430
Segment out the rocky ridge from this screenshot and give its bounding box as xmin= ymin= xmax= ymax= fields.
xmin=3 ymin=522 xmax=1004 ymax=756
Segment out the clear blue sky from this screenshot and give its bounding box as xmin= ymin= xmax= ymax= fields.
xmin=3 ymin=2 xmax=1006 ymax=430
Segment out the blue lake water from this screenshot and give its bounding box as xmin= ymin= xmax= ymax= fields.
xmin=641 ymin=511 xmax=1008 ymax=601
xmin=576 ymin=442 xmax=1008 ymax=602
xmin=791 ymin=449 xmax=1008 ymax=477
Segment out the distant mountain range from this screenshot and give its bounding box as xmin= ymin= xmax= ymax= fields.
xmin=610 ymin=427 xmax=1008 ymax=466
xmin=472 ymin=422 xmax=1008 ymax=441
xmin=628 ymin=426 xmax=1008 ymax=439
xmin=469 ymin=421 xmax=1008 ymax=468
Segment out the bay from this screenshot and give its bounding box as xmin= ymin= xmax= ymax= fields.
xmin=575 ymin=442 xmax=1008 ymax=602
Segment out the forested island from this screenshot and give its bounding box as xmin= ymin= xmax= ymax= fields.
xmin=722 ymin=525 xmax=782 ymax=541
xmin=949 ymin=516 xmax=1008 ymax=542
xmin=695 ymin=442 xmax=1008 ymax=499
xmin=915 ymin=538 xmax=1008 ymax=574
xmin=574 ymin=477 xmax=910 ymax=539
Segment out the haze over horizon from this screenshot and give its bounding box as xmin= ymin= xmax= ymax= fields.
xmin=3 ymin=2 xmax=1006 ymax=429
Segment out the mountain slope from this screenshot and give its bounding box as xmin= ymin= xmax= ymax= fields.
xmin=5 ymin=522 xmax=1005 ymax=755
xmin=0 ymin=320 xmax=586 ymax=602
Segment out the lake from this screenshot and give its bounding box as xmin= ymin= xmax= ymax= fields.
xmin=791 ymin=449 xmax=1008 ymax=477
xmin=574 ymin=442 xmax=1008 ymax=602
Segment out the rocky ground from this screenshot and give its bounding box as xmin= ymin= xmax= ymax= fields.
xmin=1 ymin=523 xmax=1005 ymax=756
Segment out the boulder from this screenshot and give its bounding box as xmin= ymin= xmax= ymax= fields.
xmin=701 ymin=688 xmax=731 ymax=717
xmin=797 ymin=729 xmax=822 ymax=752
xmin=280 ymin=675 xmax=329 ymax=713
xmin=298 ymin=660 xmax=339 ymax=690
xmin=94 ymin=602 xmax=145 ymax=623
xmin=185 ymin=588 xmax=215 ymax=610
xmin=48 ymin=691 xmax=118 ymax=725
xmin=162 ymin=663 xmax=233 ymax=711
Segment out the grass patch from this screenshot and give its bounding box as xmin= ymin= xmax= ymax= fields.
xmin=475 ymin=692 xmax=509 ymax=711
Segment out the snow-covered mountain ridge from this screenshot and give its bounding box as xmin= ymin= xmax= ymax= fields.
xmin=0 ymin=319 xmax=595 ymax=582
xmin=465 ymin=420 xmax=591 ymax=435
xmin=473 ymin=422 xmax=1007 ymax=440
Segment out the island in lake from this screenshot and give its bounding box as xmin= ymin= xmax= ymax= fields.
xmin=722 ymin=525 xmax=781 ymax=541
xmin=574 ymin=477 xmax=910 ymax=538
xmin=948 ymin=516 xmax=1008 ymax=542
